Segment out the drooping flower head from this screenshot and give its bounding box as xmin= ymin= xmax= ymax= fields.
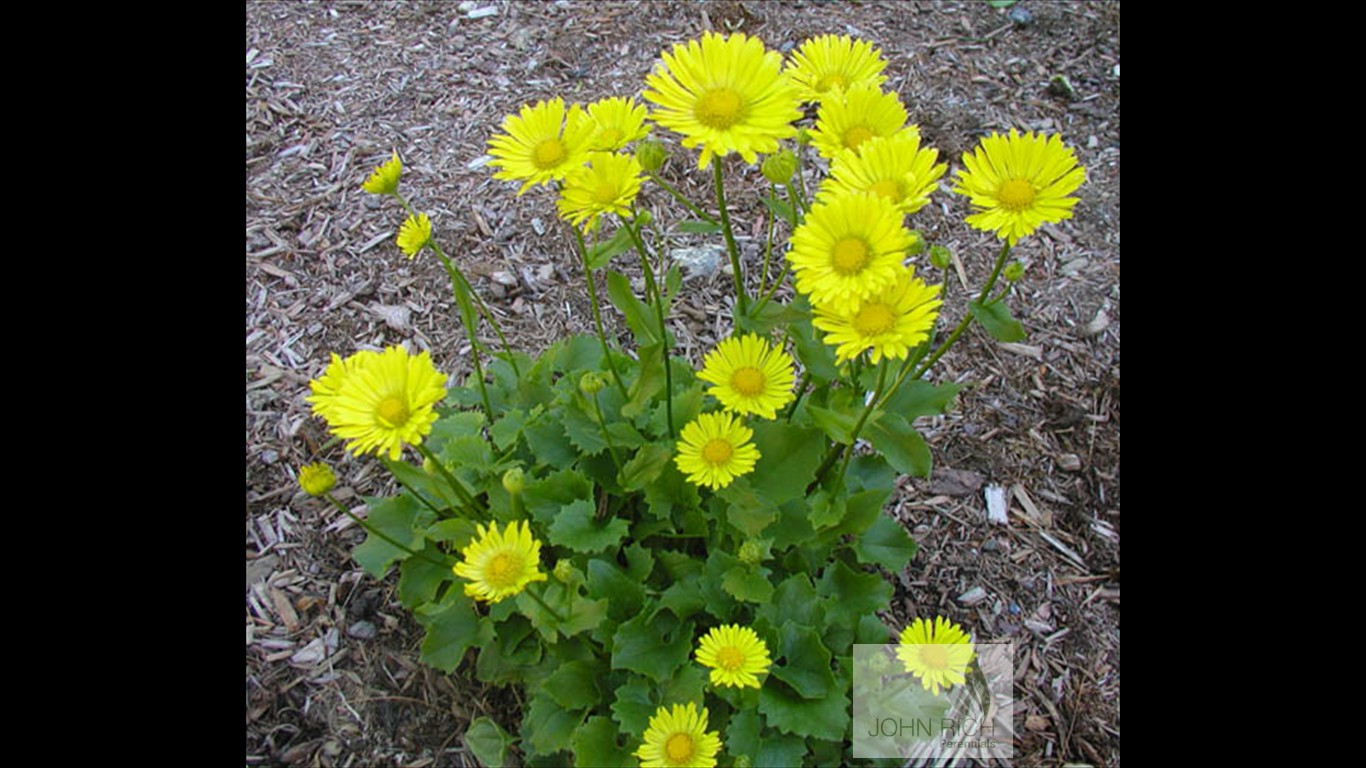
xmin=695 ymin=624 xmax=771 ymax=689
xmin=822 ymin=133 xmax=948 ymax=215
xmin=896 ymin=616 xmax=975 ymax=696
xmin=396 ymin=212 xmax=432 ymax=258
xmin=361 ymin=151 xmax=402 ymax=195
xmin=812 ymin=267 xmax=943 ymax=364
xmin=953 ymin=129 xmax=1086 ymax=245
xmin=696 ymin=334 xmax=796 ymax=420
xmin=453 ymin=520 xmax=549 ymax=604
xmin=784 ymin=34 xmax=889 ymax=104
xmin=809 ymin=85 xmax=918 ymax=161
xmin=555 ymin=151 xmax=644 ymax=231
xmin=634 ymin=702 xmax=722 ymax=768
xmin=306 ymin=345 xmax=447 ymax=460
xmin=674 ymin=412 xmax=760 ymax=490
xmin=586 ymin=96 xmax=651 ymax=151
xmin=786 ymin=191 xmax=916 ymax=311
xmin=297 ymin=462 xmax=336 ymax=497
xmin=487 ymin=97 xmax=596 ymax=194
xmin=643 ymin=32 xmax=802 ymax=169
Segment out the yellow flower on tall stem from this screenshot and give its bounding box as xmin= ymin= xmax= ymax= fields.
xmin=809 ymin=85 xmax=918 ymax=161
xmin=586 ymin=96 xmax=651 ymax=151
xmin=953 ymin=129 xmax=1086 ymax=245
xmin=642 ymin=31 xmax=802 ymax=169
xmin=696 ymin=334 xmax=795 ymax=420
xmin=487 ymin=97 xmax=595 ymax=194
xmin=821 ymin=133 xmax=947 ymax=215
xmin=306 ymin=345 xmax=447 ymax=460
xmin=695 ymin=624 xmax=771 ymax=689
xmin=453 ymin=520 xmax=549 ymax=604
xmin=786 ymin=191 xmax=915 ymax=312
xmin=396 ymin=212 xmax=432 ymax=258
xmin=674 ymin=412 xmax=760 ymax=490
xmin=784 ymin=34 xmax=888 ymax=104
xmin=895 ymin=616 xmax=975 ymax=696
xmin=361 ymin=151 xmax=402 ymax=195
xmin=634 ymin=702 xmax=722 ymax=768
xmin=812 ymin=267 xmax=943 ymax=364
xmin=555 ymin=151 xmax=644 ymax=231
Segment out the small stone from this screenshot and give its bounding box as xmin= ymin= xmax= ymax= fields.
xmin=490 ymin=270 xmax=519 ymax=287
xmin=982 ymin=538 xmax=999 ymax=553
xmin=531 ymin=217 xmax=545 ymax=235
xmin=1057 ymin=453 xmax=1083 ymax=471
xmin=1008 ymin=5 xmax=1033 ymax=24
xmin=347 ymin=620 xmax=378 ymax=640
xmin=260 ymin=449 xmax=279 ymax=465
xmin=670 ymin=245 xmax=723 ymax=280
xmin=957 ymin=586 xmax=988 ymax=606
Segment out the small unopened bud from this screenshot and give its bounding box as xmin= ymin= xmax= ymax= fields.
xmin=580 ymin=372 xmax=606 ymax=395
xmin=502 ymin=468 xmax=525 ymax=495
xmin=929 ymin=244 xmax=952 ymax=271
xmin=1003 ymin=261 xmax=1025 ymax=282
xmin=732 ymin=756 xmax=753 ymax=768
xmin=761 ymin=149 xmax=798 ymax=185
xmin=795 ymin=128 xmax=812 ymax=146
xmin=635 ymin=209 xmax=652 ymax=227
xmin=738 ymin=541 xmax=763 ymax=565
xmin=423 ymin=457 xmax=439 ymax=474
xmin=298 ymin=462 xmax=336 ymax=497
xmin=867 ymin=651 xmax=892 ymax=675
xmin=635 ymin=140 xmax=668 ymax=173
xmin=553 ymin=560 xmax=576 ymax=584
xmin=905 ymin=230 xmax=925 ymax=257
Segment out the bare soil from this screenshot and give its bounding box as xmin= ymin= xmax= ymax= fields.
xmin=246 ymin=2 xmax=1120 ymax=766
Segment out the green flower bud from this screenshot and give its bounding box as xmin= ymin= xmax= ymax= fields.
xmin=298 ymin=462 xmax=336 ymax=497
xmin=422 ymin=457 xmax=438 ymax=474
xmin=635 ymin=209 xmax=652 ymax=227
xmin=738 ymin=540 xmax=763 ymax=565
xmin=635 ymin=140 xmax=668 ymax=173
xmin=553 ymin=560 xmax=576 ymax=584
xmin=502 ymin=467 xmax=525 ymax=495
xmin=795 ymin=128 xmax=812 ymax=146
xmin=929 ymin=244 xmax=952 ymax=271
xmin=732 ymin=756 xmax=753 ymax=768
xmin=579 ymin=371 xmax=606 ymax=395
xmin=1003 ymin=261 xmax=1025 ymax=282
xmin=867 ymin=651 xmax=892 ymax=675
xmin=905 ymin=230 xmax=925 ymax=257
xmin=761 ymin=149 xmax=798 ymax=185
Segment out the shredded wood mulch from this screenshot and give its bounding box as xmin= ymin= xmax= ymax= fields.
xmin=246 ymin=2 xmax=1120 ymax=766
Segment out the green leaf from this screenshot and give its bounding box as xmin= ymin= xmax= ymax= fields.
xmin=756 ymin=733 xmax=808 ymax=768
xmin=758 ymin=193 xmax=794 ymax=223
xmin=586 ymin=226 xmax=635 ymax=270
xmin=606 ymin=270 xmax=660 ymax=345
xmin=759 ymin=574 xmax=823 ymax=630
xmin=588 ymin=557 xmax=646 ymax=620
xmin=620 ymin=442 xmax=673 ymax=491
xmin=969 ymin=299 xmax=1027 ymax=342
xmin=624 ymin=542 xmax=655 ymax=582
xmin=857 ymin=613 xmax=893 ymax=644
xmin=352 ymin=494 xmax=435 ymax=578
xmin=880 ymin=379 xmax=963 ymax=421
xmin=464 ymin=717 xmax=513 ymax=768
xmin=817 ymin=560 xmax=894 ymax=626
xmin=771 ymin=621 xmax=836 ymax=699
xmin=553 ymin=333 xmax=606 ymax=373
xmin=700 ymin=549 xmax=741 ymax=619
xmin=571 ymin=716 xmax=633 ymax=768
xmin=719 ymin=477 xmax=776 ymax=536
xmin=475 ymin=615 xmax=541 ymax=685
xmin=829 ymin=488 xmax=891 ymax=538
xmin=489 ymin=408 xmax=527 ymax=452
xmin=413 ymin=589 xmax=487 ymax=673
xmin=655 ymin=579 xmax=705 ymax=622
xmin=397 ymin=543 xmax=453 ymax=609
xmin=865 ymin=412 xmax=933 ymax=477
xmin=726 ymin=708 xmax=762 ymax=760
xmin=660 ymin=664 xmax=709 ymax=709
xmin=426 ymin=411 xmax=486 ymax=455
xmin=986 ymin=0 xmax=1018 ymax=8
xmin=769 ymin=497 xmax=818 ymax=549
xmin=610 ymin=674 xmax=656 ymax=737
xmin=559 ymin=596 xmax=608 ymax=638
xmin=562 ymin=400 xmax=609 ymax=456
xmin=808 ymin=404 xmax=860 ymax=445
xmin=664 ymin=264 xmax=683 ymax=301
xmin=383 ymin=458 xmax=459 ymax=511
xmin=808 ymin=490 xmax=845 ymax=530
xmin=622 ymin=343 xmax=666 ymax=419
xmin=549 ymin=499 xmax=630 ymax=554
xmin=854 ymin=513 xmax=919 ymax=573
xmin=523 ymin=468 xmax=592 ymax=527
xmin=722 ymin=566 xmax=775 ymax=604
xmin=523 ymin=417 xmax=578 ymax=469
xmin=759 ymin=680 xmax=850 ymax=741
xmin=790 ymin=299 xmax=839 ymax=381
xmin=749 ymin=421 xmax=824 ymax=505
xmin=543 ymin=659 xmax=603 ymax=710
xmin=676 ymin=219 xmax=723 ymax=234
xmin=523 ymin=692 xmax=585 ymax=758
xmin=426 ymin=517 xmax=477 ymax=546
xmin=611 ymin=612 xmax=694 ymax=683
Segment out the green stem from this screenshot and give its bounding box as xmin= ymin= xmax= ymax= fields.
xmin=758 ymin=182 xmax=778 ymax=297
xmin=646 ymin=171 xmax=717 ymax=225
xmin=912 ymin=242 xmax=1013 ymax=381
xmin=416 ymin=444 xmax=485 ymax=516
xmin=713 ymin=160 xmax=749 ymax=315
xmin=784 ymin=370 xmax=810 ymax=422
xmin=380 ymin=457 xmax=454 ymax=518
xmin=834 ymin=359 xmax=890 ymax=488
xmin=571 ymin=226 xmax=630 ymax=398
xmin=625 ymin=217 xmax=675 ymax=438
xmin=752 ymin=264 xmax=791 ymax=315
xmin=590 ymin=391 xmax=624 ymax=474
xmin=524 ymin=582 xmax=567 ymax=623
xmin=323 ymin=492 xmax=450 ymax=568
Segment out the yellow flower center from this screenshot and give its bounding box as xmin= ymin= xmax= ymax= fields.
xmin=696 ymin=88 xmax=744 ymax=129
xmin=592 ymin=182 xmax=620 ymax=205
xmin=533 ymin=138 xmax=567 ymax=170
xmin=831 ymin=237 xmax=871 ymax=275
xmin=665 ymin=732 xmax=695 ymax=763
xmin=919 ymin=644 xmax=950 ymax=671
xmin=376 ymin=396 xmax=410 ymax=427
xmin=843 ymin=124 xmax=875 ymax=150
xmin=730 ymin=366 xmax=766 ymax=397
xmin=702 ymin=438 xmax=734 ymax=466
xmin=853 ymin=302 xmax=897 ymax=336
xmin=816 ymin=73 xmax=849 ymax=93
xmin=717 ymin=645 xmax=745 ymax=671
xmin=997 ymin=178 xmax=1036 ymax=212
xmin=485 ymin=552 xmax=524 ymax=588
xmin=870 ymin=179 xmax=903 ymax=201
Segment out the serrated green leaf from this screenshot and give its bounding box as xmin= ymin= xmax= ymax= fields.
xmin=758 ymin=574 xmax=823 ymax=636
xmin=700 ymin=549 xmax=741 ymax=619
xmin=489 ymin=408 xmax=527 ymax=452
xmin=857 ymin=613 xmax=893 ymax=644
xmin=515 ymin=580 xmax=572 ymax=642
xmin=397 ymin=543 xmax=453 ymax=609
xmin=549 ymin=499 xmax=630 ymax=554
xmin=718 ymin=477 xmax=776 ymax=536
xmin=818 ymin=560 xmax=894 ymax=626
xmin=758 ymin=193 xmax=794 ymax=223
xmin=523 ymin=417 xmax=578 ymax=469
xmin=606 ymin=271 xmax=660 ymax=345
xmin=790 ymin=299 xmax=839 ymax=382
xmin=475 ymin=614 xmax=541 ymax=685
xmin=426 ymin=411 xmax=487 ymax=455
xmin=464 ymin=717 xmax=513 ymax=768
xmin=622 ymin=343 xmax=666 ymax=419
xmin=553 ymin=333 xmax=606 ymax=373
xmin=352 ymin=494 xmax=435 ymax=578
xmin=854 ymin=513 xmax=919 ymax=573
xmin=808 ymin=404 xmax=860 ymax=445
xmin=543 ymin=659 xmax=603 ymax=710
xmin=426 ymin=517 xmax=477 ymax=546
xmin=770 ymin=497 xmax=818 ymax=549
xmin=756 ymin=733 xmax=808 ymax=768
xmin=723 ymin=566 xmax=775 ymax=603
xmin=610 ymin=675 xmax=656 ymax=737
xmin=750 ymin=421 xmax=824 ymax=506
xmin=440 ymin=435 xmax=495 ymax=474
xmin=413 ymin=589 xmax=487 ymax=673
xmin=382 ymin=458 xmax=459 ymax=511
xmin=881 ymin=379 xmax=963 ymax=421
xmin=572 ymin=716 xmax=634 ymax=768
xmin=808 ymin=489 xmax=845 ymax=530
xmin=654 ymin=579 xmax=705 ymax=622
xmin=624 ymin=543 xmax=655 ymax=581
xmin=524 ymin=468 xmax=592 ymax=527
xmin=726 ymin=708 xmax=762 ymax=759
xmin=586 ymin=226 xmax=635 ymax=270
xmin=611 ymin=612 xmax=694 ymax=683
xmin=969 ymin=299 xmax=1027 ymax=342
xmin=588 ymin=557 xmax=646 ymax=620
xmin=771 ymin=620 xmax=836 ymax=699
xmin=559 ymin=596 xmax=608 ymax=638
xmin=660 ymin=664 xmax=708 ymax=709
xmin=523 ymin=692 xmax=585 ymax=758
xmin=676 ymin=219 xmax=723 ymax=234
xmin=562 ymin=400 xmax=609 ymax=456
xmin=865 ymin=412 xmax=933 ymax=477
xmin=759 ymin=680 xmax=850 ymax=741
xmin=829 ymin=488 xmax=892 ymax=539
xmin=620 ymin=442 xmax=673 ymax=491
xmin=644 ymin=463 xmax=701 ymax=519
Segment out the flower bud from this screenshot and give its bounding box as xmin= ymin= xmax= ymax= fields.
xmin=795 ymin=128 xmax=812 ymax=146
xmin=580 ymin=371 xmax=606 ymax=395
xmin=1003 ymin=261 xmax=1025 ymax=282
xmin=738 ymin=540 xmax=763 ymax=565
xmin=929 ymin=244 xmax=952 ymax=271
xmin=761 ymin=149 xmax=798 ymax=185
xmin=732 ymin=756 xmax=753 ymax=768
xmin=867 ymin=651 xmax=891 ymax=675
xmin=553 ymin=559 xmax=576 ymax=584
xmin=360 ymin=151 xmax=402 ymax=196
xmin=905 ymin=230 xmax=925 ymax=257
xmin=502 ymin=467 xmax=525 ymax=495
xmin=635 ymin=209 xmax=652 ymax=227
xmin=635 ymin=140 xmax=668 ymax=173
xmin=298 ymin=462 xmax=336 ymax=497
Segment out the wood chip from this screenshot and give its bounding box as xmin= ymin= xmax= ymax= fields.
xmin=1078 ymin=308 xmax=1110 ymax=338
xmin=1011 ymin=483 xmax=1052 ymax=527
xmin=999 ymin=342 xmax=1043 ymax=359
xmin=269 ymin=587 xmax=301 ymax=634
xmin=984 ymin=484 xmax=1009 ymax=525
xmin=958 ymin=586 xmax=988 ymax=605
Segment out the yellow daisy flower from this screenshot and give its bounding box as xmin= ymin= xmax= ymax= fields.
xmin=361 ymin=151 xmax=402 ymax=195
xmin=487 ymin=97 xmax=595 ymax=194
xmin=809 ymin=85 xmax=918 ymax=161
xmin=784 ymin=34 xmax=888 ymax=104
xmin=453 ymin=520 xmax=549 ymax=604
xmin=674 ymin=412 xmax=760 ymax=490
xmin=821 ymin=133 xmax=947 ymax=215
xmin=642 ymin=31 xmax=802 ymax=169
xmin=953 ymin=129 xmax=1086 ymax=245
xmin=297 ymin=462 xmax=336 ymax=497
xmin=306 ymin=345 xmax=447 ymax=461
xmin=634 ymin=702 xmax=722 ymax=768
xmin=895 ymin=616 xmax=975 ymax=696
xmin=396 ymin=212 xmax=432 ymax=258
xmin=555 ymin=151 xmax=644 ymax=231
xmin=696 ymin=334 xmax=795 ymax=420
xmin=786 ymin=192 xmax=914 ymax=311
xmin=586 ymin=96 xmax=651 ymax=151
xmin=695 ymin=624 xmax=771 ymax=689
xmin=812 ymin=267 xmax=943 ymax=364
